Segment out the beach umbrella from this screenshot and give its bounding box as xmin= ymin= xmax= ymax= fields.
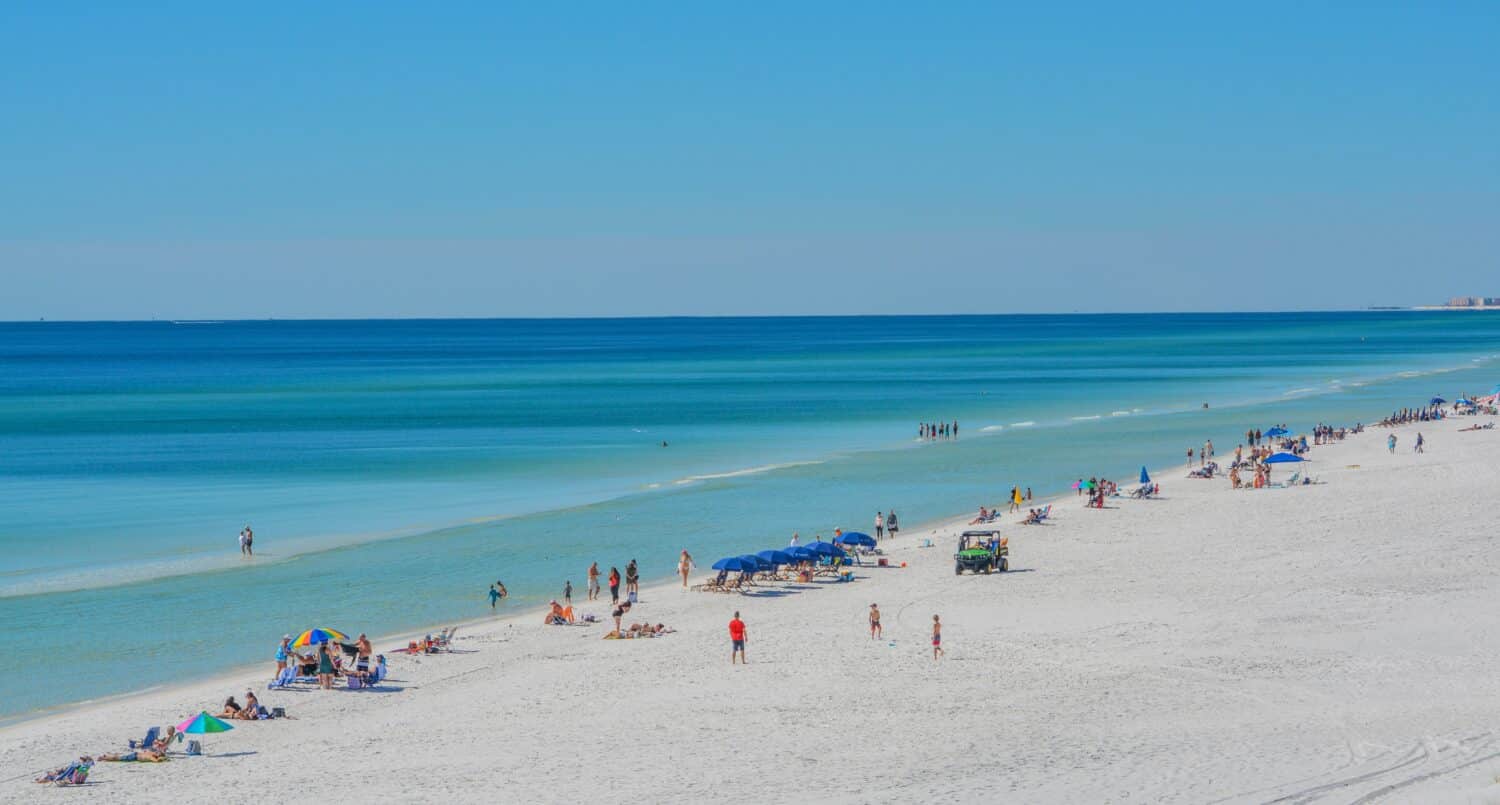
xmin=176 ymin=710 xmax=233 ymax=752
xmin=1263 ymin=452 xmax=1303 ymax=464
xmin=784 ymin=546 xmax=815 ymax=561
xmin=289 ymin=627 xmax=348 ymax=648
xmin=1430 ymin=397 xmax=1446 ymax=405
xmin=177 ymin=711 xmax=234 ymax=735
xmin=839 ymin=532 xmax=876 ymax=547
xmin=757 ymin=549 xmax=794 ymax=565
xmin=804 ymin=541 xmax=840 ymax=556
xmin=1070 ymin=480 xmax=1082 ymax=489
xmin=711 ymin=556 xmax=753 ymax=572
xmin=1139 ymin=466 xmax=1151 ymax=484
xmin=1265 ymin=427 xmax=1289 ymax=437
xmin=1457 ymin=398 xmax=1473 ymax=406
xmin=740 ymin=554 xmax=772 ymax=571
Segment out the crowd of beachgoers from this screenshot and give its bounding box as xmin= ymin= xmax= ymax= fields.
xmin=21 ymin=393 xmax=1500 ymax=793
xmin=918 ymin=420 xmax=959 ymax=440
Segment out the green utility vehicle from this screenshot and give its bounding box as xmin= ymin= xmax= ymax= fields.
xmin=954 ymin=530 xmax=1009 ymax=575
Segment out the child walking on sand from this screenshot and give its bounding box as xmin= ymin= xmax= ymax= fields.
xmin=869 ymin=604 xmax=882 ymax=639
xmin=932 ymin=615 xmax=943 ymax=660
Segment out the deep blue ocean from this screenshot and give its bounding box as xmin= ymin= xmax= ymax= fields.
xmin=3 ymin=313 xmax=1499 ymax=719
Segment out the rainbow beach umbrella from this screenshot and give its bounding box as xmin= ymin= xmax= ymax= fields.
xmin=177 ymin=710 xmax=234 ymax=752
xmin=290 ymin=627 xmax=348 ymax=648
xmin=177 ymin=711 xmax=235 ymax=735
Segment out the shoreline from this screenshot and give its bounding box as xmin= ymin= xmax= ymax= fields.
xmin=5 ymin=411 xmax=1498 ymax=802
xmin=0 ymin=410 xmax=1411 ymax=729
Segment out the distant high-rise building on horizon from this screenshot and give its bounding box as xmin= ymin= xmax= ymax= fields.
xmin=1446 ymin=296 xmax=1500 ymax=307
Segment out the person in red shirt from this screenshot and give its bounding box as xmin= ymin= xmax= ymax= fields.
xmin=728 ymin=611 xmax=747 ymax=664
xmin=608 ymin=567 xmax=621 ymax=604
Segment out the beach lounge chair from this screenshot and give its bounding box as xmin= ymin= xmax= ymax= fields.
xmin=268 ymin=664 xmax=296 ymax=690
xmin=129 ymin=726 xmax=160 ymax=750
xmin=1036 ymin=505 xmax=1052 ymax=522
xmin=43 ymin=760 xmax=92 ymax=786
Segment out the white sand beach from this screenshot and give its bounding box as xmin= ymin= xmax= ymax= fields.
xmin=4 ymin=416 xmax=1500 ymax=804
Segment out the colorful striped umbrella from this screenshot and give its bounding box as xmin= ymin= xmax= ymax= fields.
xmin=177 ymin=711 xmax=234 ymax=734
xmin=290 ymin=627 xmax=348 ymax=648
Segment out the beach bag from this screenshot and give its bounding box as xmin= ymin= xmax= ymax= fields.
xmin=628 ymin=591 xmax=638 ymax=604
xmin=271 ymin=706 xmax=286 ymax=719
xmin=186 ymin=739 xmax=202 ymax=756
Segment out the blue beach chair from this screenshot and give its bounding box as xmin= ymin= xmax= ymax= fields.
xmin=268 ymin=664 xmax=296 ymax=690
xmin=129 ymin=726 xmax=160 ymax=750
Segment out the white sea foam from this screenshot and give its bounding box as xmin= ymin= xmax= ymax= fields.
xmin=1110 ymin=410 xmax=1131 ymax=417
xmin=1071 ymin=415 xmax=1102 ymax=421
xmin=1010 ymin=421 xmax=1037 ymax=427
xmin=980 ymin=425 xmax=1004 ymax=432
xmin=672 ymin=460 xmax=825 ymax=486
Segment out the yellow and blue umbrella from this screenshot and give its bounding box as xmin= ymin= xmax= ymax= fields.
xmin=290 ymin=627 xmax=348 ymax=648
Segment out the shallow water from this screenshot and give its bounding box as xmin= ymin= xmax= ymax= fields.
xmin=2 ymin=312 xmax=1498 ymax=718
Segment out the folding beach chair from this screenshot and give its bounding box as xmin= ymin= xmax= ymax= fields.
xmin=268 ymin=664 xmax=296 ymax=690
xmin=129 ymin=726 xmax=160 ymax=750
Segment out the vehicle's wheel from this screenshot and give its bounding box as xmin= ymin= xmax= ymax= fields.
xmin=983 ymin=564 xmax=991 ymax=574
xmin=954 ymin=564 xmax=962 ymax=575
xmin=999 ymin=558 xmax=1009 ymax=572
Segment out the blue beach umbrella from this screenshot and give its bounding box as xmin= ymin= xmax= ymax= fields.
xmin=1265 ymin=427 xmax=1289 ymax=437
xmin=740 ymin=554 xmax=772 ymax=571
xmin=839 ymin=532 xmax=876 ymax=547
xmin=1264 ymin=452 xmax=1304 ymax=464
xmin=1139 ymin=466 xmax=1151 ymax=484
xmin=807 ymin=542 xmax=848 ymax=559
xmin=711 ymin=556 xmax=753 ymax=572
xmin=757 ymin=549 xmax=794 ymax=566
xmin=1457 ymin=398 xmax=1473 ymax=406
xmin=1430 ymin=397 xmax=1446 ymax=405
xmin=784 ymin=546 xmax=815 ymax=561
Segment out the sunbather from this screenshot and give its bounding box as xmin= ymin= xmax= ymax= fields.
xmin=34 ymin=757 xmax=92 ymax=783
xmin=544 ymin=600 xmax=569 ymax=625
xmin=219 ymin=696 xmax=243 ymax=719
xmin=98 ymin=746 xmax=168 ymax=762
xmin=237 ymin=691 xmax=263 ymax=720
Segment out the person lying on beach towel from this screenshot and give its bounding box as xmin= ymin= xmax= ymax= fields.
xmin=98 ymin=747 xmax=168 ymax=762
xmin=604 ymin=622 xmax=674 ymax=639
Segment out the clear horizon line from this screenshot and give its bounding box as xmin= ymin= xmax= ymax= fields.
xmin=0 ymin=307 xmax=1447 ymax=324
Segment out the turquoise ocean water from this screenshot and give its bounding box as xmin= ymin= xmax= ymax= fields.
xmin=3 ymin=313 xmax=1499 ymax=720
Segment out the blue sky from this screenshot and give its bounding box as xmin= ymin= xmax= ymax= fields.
xmin=2 ymin=3 xmax=1497 ymax=318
